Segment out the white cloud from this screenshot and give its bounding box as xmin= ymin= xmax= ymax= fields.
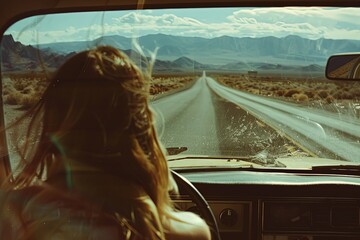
xmin=226 ymin=7 xmax=359 ymax=39
xmin=113 ymin=12 xmax=204 ymax=27
xmin=228 ymin=7 xmax=359 ymax=27
xmin=6 ymin=8 xmax=360 ymax=45
xmin=228 ymin=17 xmax=258 ymax=24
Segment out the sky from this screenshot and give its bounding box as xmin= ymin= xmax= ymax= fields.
xmin=4 ymin=7 xmax=360 ymax=45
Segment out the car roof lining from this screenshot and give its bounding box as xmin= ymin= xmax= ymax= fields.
xmin=0 ymin=0 xmax=359 ymax=38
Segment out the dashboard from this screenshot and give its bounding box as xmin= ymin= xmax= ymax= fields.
xmin=174 ymin=169 xmax=360 ymax=240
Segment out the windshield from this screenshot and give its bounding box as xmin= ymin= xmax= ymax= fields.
xmin=1 ymin=7 xmax=360 ymax=170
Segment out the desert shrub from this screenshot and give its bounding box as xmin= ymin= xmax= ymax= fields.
xmin=349 ymin=88 xmax=360 ymax=98
xmin=2 ymin=73 xmax=50 ymax=108
xmin=20 ymin=86 xmax=34 ymax=94
xmin=249 ymin=89 xmax=260 ymax=94
xmin=20 ymin=94 xmax=39 ymax=109
xmin=264 ymin=91 xmax=273 ymax=96
xmin=235 ymin=84 xmax=245 ymax=90
xmin=215 ymin=74 xmax=360 ymax=105
xmin=4 ymin=92 xmax=23 ymax=105
xmin=342 ymin=87 xmax=350 ymax=92
xmin=270 ymin=86 xmax=280 ymax=91
xmin=325 ymin=95 xmax=335 ymax=103
xmin=293 ymin=93 xmax=309 ymax=102
xmin=304 ymin=91 xmax=315 ymax=98
xmin=2 ymin=83 xmax=15 ymax=96
xmin=12 ymin=79 xmax=29 ymax=91
xmin=246 ymin=84 xmax=257 ymax=89
xmin=276 ymin=89 xmax=285 ymax=96
xmin=284 ymin=89 xmax=301 ymax=97
xmin=3 ymin=89 xmax=40 ymax=108
xmin=317 ymin=90 xmax=329 ymax=99
xmin=149 ymin=75 xmax=195 ymax=95
xmin=313 ymin=94 xmax=321 ymax=100
xmin=333 ymin=90 xmax=352 ymax=99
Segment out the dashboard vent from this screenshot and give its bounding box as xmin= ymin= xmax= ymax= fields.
xmin=331 ymin=206 xmax=360 ymax=227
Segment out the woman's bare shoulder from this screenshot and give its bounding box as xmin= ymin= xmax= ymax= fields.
xmin=164 ymin=211 xmax=211 ymax=240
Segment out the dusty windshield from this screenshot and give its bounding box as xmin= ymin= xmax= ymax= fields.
xmin=1 ymin=7 xmax=360 ymax=169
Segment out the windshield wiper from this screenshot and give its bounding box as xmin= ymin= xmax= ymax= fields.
xmin=166 ymin=147 xmax=188 ymax=155
xmin=252 ymin=150 xmax=286 ymax=167
xmin=168 ymin=154 xmax=286 ymax=168
xmin=312 ymin=165 xmax=360 ymax=174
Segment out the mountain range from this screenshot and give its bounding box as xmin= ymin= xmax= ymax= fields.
xmin=37 ymin=33 xmax=360 ymax=65
xmin=1 ymin=35 xmax=75 ymax=72
xmin=2 ymin=33 xmax=359 ymax=74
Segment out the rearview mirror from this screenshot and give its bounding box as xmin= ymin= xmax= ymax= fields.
xmin=326 ymin=53 xmax=360 ymax=81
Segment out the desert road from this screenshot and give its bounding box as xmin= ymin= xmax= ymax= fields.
xmin=151 ymin=75 xmax=360 ymax=162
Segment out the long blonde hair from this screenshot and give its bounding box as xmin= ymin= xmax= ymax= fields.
xmin=2 ymin=46 xmax=175 ymax=239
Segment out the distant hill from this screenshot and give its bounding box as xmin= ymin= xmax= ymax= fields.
xmin=0 ymin=34 xmax=352 ymax=74
xmin=1 ymin=35 xmax=208 ymax=73
xmin=36 ymin=33 xmax=360 ymax=66
xmin=1 ymin=35 xmax=74 ymax=71
xmin=220 ymin=61 xmax=249 ymax=70
xmin=38 ymin=35 xmax=132 ymax=54
xmin=299 ymin=64 xmax=324 ymax=72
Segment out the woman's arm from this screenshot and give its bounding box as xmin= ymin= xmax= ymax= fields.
xmin=164 ymin=211 xmax=211 ymax=240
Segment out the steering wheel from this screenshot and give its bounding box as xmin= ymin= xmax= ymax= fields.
xmin=171 ymin=170 xmax=221 ymax=240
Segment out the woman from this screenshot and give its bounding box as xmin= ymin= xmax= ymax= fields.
xmin=0 ymin=46 xmax=211 ymax=240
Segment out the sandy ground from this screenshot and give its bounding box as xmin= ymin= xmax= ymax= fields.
xmin=3 ymin=104 xmax=28 ymax=170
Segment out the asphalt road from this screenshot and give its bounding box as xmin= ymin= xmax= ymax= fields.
xmin=151 ymin=76 xmax=360 ymax=162
xmin=208 ymin=78 xmax=360 ymax=161
xmin=152 ymin=76 xmax=219 ymax=155
xmin=152 ymin=76 xmax=300 ymax=158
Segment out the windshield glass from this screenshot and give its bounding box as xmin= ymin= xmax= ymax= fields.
xmin=1 ymin=7 xmax=360 ymax=170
